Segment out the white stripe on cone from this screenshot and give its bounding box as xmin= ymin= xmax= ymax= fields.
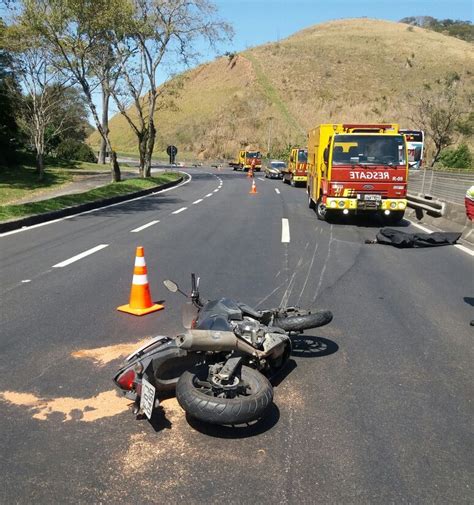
xmin=132 ymin=274 xmax=149 ymax=285
xmin=135 ymin=257 xmax=146 ymax=267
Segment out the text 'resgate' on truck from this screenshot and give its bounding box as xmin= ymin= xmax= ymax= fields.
xmin=307 ymin=124 xmax=408 ymax=223
xmin=283 ymin=147 xmax=308 ymax=186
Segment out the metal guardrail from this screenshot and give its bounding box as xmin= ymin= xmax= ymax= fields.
xmin=407 ymin=193 xmax=446 ymax=217
xmin=408 ymin=170 xmax=473 ymax=205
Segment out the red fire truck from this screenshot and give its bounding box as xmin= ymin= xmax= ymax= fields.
xmin=307 ymin=124 xmax=408 ymax=223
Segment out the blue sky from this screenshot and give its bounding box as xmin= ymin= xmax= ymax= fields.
xmin=213 ymin=0 xmax=473 ymax=55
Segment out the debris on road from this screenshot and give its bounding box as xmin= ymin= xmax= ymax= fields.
xmin=365 ymin=228 xmax=462 ymax=248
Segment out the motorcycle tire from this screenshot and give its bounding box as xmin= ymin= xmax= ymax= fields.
xmin=176 ymin=365 xmax=273 ymax=425
xmin=273 ymin=310 xmax=333 ymax=332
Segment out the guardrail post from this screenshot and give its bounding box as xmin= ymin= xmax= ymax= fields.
xmin=421 ymin=167 xmax=427 ymax=194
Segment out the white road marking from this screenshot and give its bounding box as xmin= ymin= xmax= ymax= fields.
xmin=275 ymin=188 xmax=280 ymax=194
xmin=130 ymin=220 xmax=159 ymax=233
xmin=52 ymin=244 xmax=109 ymax=268
xmin=21 ymin=279 xmax=31 ymax=283
xmin=455 ymin=244 xmax=474 ymax=257
xmin=258 ymin=177 xmax=264 ymax=181
xmin=193 ymin=199 xmax=203 ymax=204
xmin=408 ymin=221 xmax=432 ymax=233
xmin=409 ymin=220 xmax=474 ymax=257
xmin=281 ymin=218 xmax=290 ymax=243
xmin=172 ymin=207 xmax=187 ymax=215
xmin=205 ymin=193 xmax=213 ymax=198
xmin=213 ymin=189 xmax=219 ymax=193
xmin=0 ymin=172 xmax=193 ymax=238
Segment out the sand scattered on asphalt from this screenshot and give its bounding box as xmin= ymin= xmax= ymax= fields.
xmin=121 ymin=396 xmax=268 ymax=484
xmin=275 ymin=386 xmax=305 ymax=410
xmin=71 ymin=338 xmax=151 ymax=365
xmin=0 ymin=389 xmax=129 ymax=422
xmin=123 ymin=398 xmax=188 ymax=473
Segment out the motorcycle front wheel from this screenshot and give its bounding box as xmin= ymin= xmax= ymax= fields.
xmin=176 ymin=365 xmax=273 ymax=425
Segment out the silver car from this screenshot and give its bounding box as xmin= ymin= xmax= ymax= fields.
xmin=264 ymin=160 xmax=286 ymax=179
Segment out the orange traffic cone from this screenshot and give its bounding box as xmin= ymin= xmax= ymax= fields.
xmin=117 ymin=246 xmax=164 ymax=316
xmin=249 ymin=180 xmax=258 ymax=194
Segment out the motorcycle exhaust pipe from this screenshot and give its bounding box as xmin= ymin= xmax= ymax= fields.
xmin=177 ymin=330 xmax=263 ymax=357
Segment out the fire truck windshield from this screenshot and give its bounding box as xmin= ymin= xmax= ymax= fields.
xmin=298 ymin=150 xmax=308 ymax=162
xmin=246 ymin=152 xmax=260 ymax=158
xmin=332 ymin=135 xmax=406 ymax=166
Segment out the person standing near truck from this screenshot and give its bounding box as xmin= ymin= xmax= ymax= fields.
xmin=465 ymin=186 xmax=474 ymax=221
xmin=250 ymin=157 xmax=256 ymax=177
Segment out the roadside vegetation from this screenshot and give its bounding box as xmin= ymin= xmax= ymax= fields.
xmin=0 ymin=172 xmax=181 ymax=222
xmin=0 ymin=152 xmax=112 ymax=206
xmin=0 ymin=1 xmax=231 ymax=183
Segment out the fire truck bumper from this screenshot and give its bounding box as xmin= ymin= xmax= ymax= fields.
xmin=326 ymin=197 xmax=407 ymax=212
xmin=293 ymin=175 xmax=307 ymax=183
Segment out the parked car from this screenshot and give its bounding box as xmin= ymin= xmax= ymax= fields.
xmin=265 ymin=160 xmax=286 ymax=179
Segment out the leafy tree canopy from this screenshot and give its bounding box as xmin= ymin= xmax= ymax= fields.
xmin=400 ymin=16 xmax=473 ymax=43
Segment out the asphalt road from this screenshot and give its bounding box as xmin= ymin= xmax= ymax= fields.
xmin=1 ymin=168 xmax=473 ymax=504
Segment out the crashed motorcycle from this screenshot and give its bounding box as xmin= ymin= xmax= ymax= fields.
xmin=113 ymin=274 xmax=332 ymax=425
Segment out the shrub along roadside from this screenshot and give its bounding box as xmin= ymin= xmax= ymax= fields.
xmin=0 ymin=173 xmax=181 ymax=222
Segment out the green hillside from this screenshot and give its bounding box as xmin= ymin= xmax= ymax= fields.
xmin=90 ymin=18 xmax=474 ymax=160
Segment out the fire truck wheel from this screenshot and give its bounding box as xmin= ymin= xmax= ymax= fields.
xmin=316 ymin=198 xmax=327 ymax=221
xmin=291 ymin=178 xmax=296 ymax=187
xmin=308 ymin=193 xmax=316 ymax=210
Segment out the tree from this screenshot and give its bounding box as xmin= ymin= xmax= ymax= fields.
xmin=42 ymin=86 xmax=92 ymax=155
xmin=19 ymin=0 xmax=130 ymax=181
xmin=408 ymin=74 xmax=473 ymax=167
xmin=0 ymin=18 xmax=22 ymax=165
xmin=4 ymin=24 xmax=70 ymax=179
xmin=106 ymin=0 xmax=232 ymax=177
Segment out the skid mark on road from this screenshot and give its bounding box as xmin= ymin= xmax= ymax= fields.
xmin=0 ymin=389 xmax=129 ymax=422
xmin=71 ymin=338 xmax=150 ymax=365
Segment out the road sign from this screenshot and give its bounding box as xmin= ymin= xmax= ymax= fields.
xmin=167 ymin=145 xmax=178 ymax=164
xmin=167 ymin=145 xmax=178 ymax=156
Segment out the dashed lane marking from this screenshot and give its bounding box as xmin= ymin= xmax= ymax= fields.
xmin=52 ymin=244 xmax=109 ymax=268
xmin=130 ymin=220 xmax=159 ymax=233
xmin=275 ymin=188 xmax=280 ymax=194
xmin=205 ymin=193 xmax=213 ymax=198
xmin=193 ymin=199 xmax=203 ymax=204
xmin=171 ymin=207 xmax=187 ymax=215
xmin=281 ymin=218 xmax=290 ymax=243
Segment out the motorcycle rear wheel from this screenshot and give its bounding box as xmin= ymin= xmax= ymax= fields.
xmin=176 ymin=365 xmax=273 ymax=425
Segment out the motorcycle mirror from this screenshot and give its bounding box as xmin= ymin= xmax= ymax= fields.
xmin=163 ymin=279 xmax=179 ymax=293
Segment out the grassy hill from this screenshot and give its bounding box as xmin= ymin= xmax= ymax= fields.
xmin=90 ymin=18 xmax=474 ymax=160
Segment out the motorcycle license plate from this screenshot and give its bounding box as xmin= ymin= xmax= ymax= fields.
xmin=140 ymin=377 xmax=157 ymax=420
